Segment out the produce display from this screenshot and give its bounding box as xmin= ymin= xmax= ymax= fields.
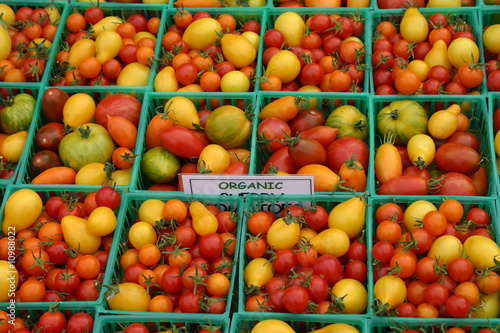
xmin=255 ymin=95 xmax=369 ymax=192
xmin=0 ymin=186 xmax=122 ymax=303
xmin=154 ymin=9 xmax=263 ymax=93
xmin=372 ymin=198 xmax=500 ymax=318
xmin=372 ymin=9 xmax=482 ymax=95
xmin=1 ymin=1 xmax=500 ymax=333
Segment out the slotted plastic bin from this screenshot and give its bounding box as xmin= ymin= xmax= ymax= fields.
xmin=96 ymin=315 xmax=230 ymax=333
xmin=231 ymin=312 xmax=368 ymax=332
xmin=370 ymin=318 xmax=500 ymax=332
xmin=371 ymin=8 xmax=486 ymax=95
xmin=367 ymin=195 xmax=500 ymax=317
xmin=99 ymin=191 xmax=243 ymax=320
xmin=48 ymin=2 xmax=167 ymax=88
xmin=132 ymin=92 xmax=257 ymax=191
xmin=17 ymin=86 xmax=148 ymax=191
xmin=0 ymin=184 xmax=126 ymax=310
xmin=263 ymin=8 xmax=372 ymax=94
xmin=0 ymin=1 xmax=69 ymax=87
xmin=251 ymin=91 xmax=372 ymax=194
xmin=369 ymin=94 xmax=498 ymax=197
xmin=0 ymin=85 xmax=42 ymax=186
xmin=238 ymin=193 xmax=371 ymax=317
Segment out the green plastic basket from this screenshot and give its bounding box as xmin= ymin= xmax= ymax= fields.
xmin=237 ymin=193 xmax=372 ymax=317
xmin=0 ymin=1 xmax=69 ymax=87
xmin=370 ymin=8 xmax=486 ymax=95
xmin=488 ymin=92 xmax=500 ymax=196
xmin=17 ymin=86 xmax=148 ymax=191
xmin=480 ymin=0 xmax=500 ymax=6
xmin=263 ymin=8 xmax=372 ymax=94
xmin=231 ymin=312 xmax=368 ymax=332
xmin=2 ymin=304 xmax=98 ymax=330
xmin=369 ymin=94 xmax=498 ymax=197
xmin=0 ymin=85 xmax=42 ymax=187
xmin=370 ymin=318 xmax=500 ymax=332
xmin=131 ymin=92 xmax=258 ymax=191
xmin=152 ymin=7 xmax=266 ymax=93
xmin=48 ymin=2 xmax=166 ymax=88
xmin=0 ymin=184 xmax=126 ymax=310
xmin=251 ymin=91 xmax=372 ymax=194
xmin=99 ymin=191 xmax=244 ymax=320
xmin=96 ymin=315 xmax=230 ymax=333
xmin=367 ymin=195 xmax=499 ymax=317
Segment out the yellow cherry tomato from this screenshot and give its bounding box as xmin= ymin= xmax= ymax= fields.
xmin=75 ymin=163 xmax=107 ymax=185
xmin=220 ymin=71 xmax=250 ymax=92
xmin=87 ymin=206 xmax=117 ymax=236
xmin=128 ymin=222 xmax=157 ymax=250
xmin=117 ymin=62 xmax=151 ymax=86
xmin=2 ymin=131 xmax=28 ymax=163
xmin=1 ymin=189 xmax=42 ymax=234
xmin=107 ymin=283 xmax=151 ymax=312
xmin=198 ymin=144 xmax=230 ymax=174
xmin=331 ymin=278 xmax=367 ymax=314
xmin=408 ymin=60 xmax=429 ymax=81
xmin=189 ymin=201 xmax=218 ymax=236
xmin=139 ymin=199 xmax=165 ymax=227
xmin=244 ymin=258 xmax=275 ymax=288
xmin=265 ymin=50 xmax=301 ymax=84
xmin=63 ymin=93 xmax=96 ymax=128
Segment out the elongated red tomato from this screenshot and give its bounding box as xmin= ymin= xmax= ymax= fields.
xmin=429 ymin=172 xmax=477 ymax=196
xmin=378 ymin=176 xmax=428 ymax=195
xmin=160 ymin=127 xmax=205 ymax=159
xmin=257 ymin=117 xmax=291 ymax=152
xmin=469 ymin=166 xmax=487 ymax=196
xmin=300 ymin=126 xmax=337 ymax=147
xmin=287 ymin=136 xmax=326 ymax=167
xmin=262 ymin=146 xmax=298 ymax=174
xmin=435 ymin=143 xmax=480 ymax=175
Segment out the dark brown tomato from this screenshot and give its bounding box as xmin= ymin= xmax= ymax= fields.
xmin=288 ymin=108 xmax=326 ymax=135
xmin=30 ymin=150 xmax=62 ymax=177
xmin=42 ymin=88 xmax=69 ymax=122
xmin=34 ymin=122 xmax=65 ymax=152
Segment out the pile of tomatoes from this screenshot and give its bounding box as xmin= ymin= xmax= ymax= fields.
xmin=0 ymin=186 xmax=122 ymax=304
xmin=493 ymin=104 xmax=500 ymax=175
xmin=248 ymin=319 xmax=362 ymax=333
xmin=374 ymin=99 xmax=490 ymax=196
xmin=372 ymin=199 xmax=500 ymax=318
xmin=104 ymin=321 xmax=224 ymax=333
xmin=274 ymin=0 xmax=370 ymax=7
xmin=0 ymin=3 xmax=61 ymax=84
xmin=256 ymin=95 xmax=369 ymax=192
xmin=261 ymin=11 xmax=366 ymax=92
xmin=483 ymin=22 xmax=500 ymax=91
xmin=0 ymin=307 xmax=95 ymax=333
xmin=242 ymin=197 xmax=368 ymax=314
xmin=25 ymin=88 xmax=142 ymax=186
xmin=104 ymin=198 xmax=238 ymax=314
xmin=51 ymin=5 xmax=161 ymax=86
xmin=373 ymin=9 xmax=482 ymax=95
xmin=139 ymin=96 xmax=253 ymax=191
xmin=385 ymin=323 xmax=498 ymax=333
xmin=155 ymin=9 xmax=262 ymax=93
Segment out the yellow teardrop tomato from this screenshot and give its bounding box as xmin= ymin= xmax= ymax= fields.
xmin=400 ymin=8 xmax=428 ymax=43
xmin=404 ymin=200 xmax=436 ymax=231
xmin=267 ymin=216 xmax=301 ymax=250
xmin=198 ymin=144 xmax=230 ymax=174
xmin=75 ymin=163 xmax=106 ymax=185
xmin=331 ymin=278 xmax=367 ymax=314
xmin=311 ymin=228 xmax=350 ymax=257
xmin=95 ymin=30 xmax=122 ymax=64
xmin=128 ymin=222 xmax=157 ymax=250
xmin=68 ymin=39 xmax=96 ymax=68
xmin=45 ymin=4 xmax=61 ymax=25
xmin=61 ymin=215 xmax=102 ymax=254
xmin=2 ymin=189 xmax=42 ymax=234
xmin=2 ymin=131 xmax=28 ymax=163
xmin=220 ymin=71 xmax=250 ymax=92
xmin=0 ymin=261 xmax=17 ymax=302
xmin=87 ymin=206 xmax=117 ymax=236
xmin=464 ymin=235 xmax=500 ymax=270
xmin=107 ymin=283 xmax=151 ymax=312
xmin=265 ymin=50 xmax=301 ymax=83
xmin=484 ymin=25 xmax=500 ymax=54
xmin=221 ymin=34 xmax=256 ymax=68
xmin=164 ymin=96 xmax=200 ymax=130
xmin=63 ymin=93 xmax=96 ymax=128
xmin=274 ymin=12 xmax=305 ymax=47
xmin=139 ymin=199 xmax=165 ymax=227
xmin=182 ymin=18 xmax=222 ymax=50
xmin=328 ymin=196 xmax=366 ymax=238
xmin=117 ymin=62 xmax=151 ymax=86
xmin=374 ymin=275 xmax=407 ymax=310
xmin=244 ymin=258 xmax=274 ymax=288
xmin=251 ymin=320 xmax=295 ymax=333
xmin=448 ymin=38 xmax=479 ymax=69
xmin=427 ymin=104 xmax=460 ymax=140
xmin=424 ymin=39 xmax=452 ymax=72
xmin=407 ymin=134 xmax=436 ymax=167
xmin=154 ymin=66 xmax=178 ymax=92
xmin=92 ymin=16 xmax=122 ymax=38
xmin=190 ymin=201 xmax=218 ymax=236
xmin=428 ymin=235 xmax=462 ymax=265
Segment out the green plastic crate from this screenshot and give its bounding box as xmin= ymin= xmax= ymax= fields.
xmin=481 ymin=0 xmax=500 ymax=6
xmin=263 ymin=8 xmax=372 ymax=94
xmin=96 ymin=315 xmax=230 ymax=333
xmin=231 ymin=312 xmax=368 ymax=332
xmin=369 ymin=94 xmax=498 ymax=197
xmin=132 ymin=92 xmax=258 ymax=191
xmin=251 ymin=91 xmax=372 ymax=194
xmin=0 ymin=85 xmax=42 ymax=187
xmin=17 ymin=86 xmax=148 ymax=191
xmin=367 ymin=195 xmax=499 ymax=317
xmin=152 ymin=7 xmax=266 ymax=93
xmin=370 ymin=8 xmax=486 ymax=95
xmin=48 ymin=2 xmax=166 ymax=88
xmin=0 ymin=1 xmax=69 ymax=87
xmin=0 ymin=184 xmax=126 ymax=310
xmin=238 ymin=193 xmax=372 ymax=317
xmin=371 ymin=318 xmax=500 ymax=332
xmin=100 ymin=191 xmax=244 ymax=320
xmin=488 ymin=92 xmax=500 ymax=196
xmin=1 ymin=304 xmax=98 ymax=331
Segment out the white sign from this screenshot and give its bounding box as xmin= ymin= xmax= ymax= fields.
xmin=181 ymin=174 xmax=315 ymax=196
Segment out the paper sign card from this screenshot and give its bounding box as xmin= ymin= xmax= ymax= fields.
xmin=181 ymin=174 xmax=315 ymax=196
